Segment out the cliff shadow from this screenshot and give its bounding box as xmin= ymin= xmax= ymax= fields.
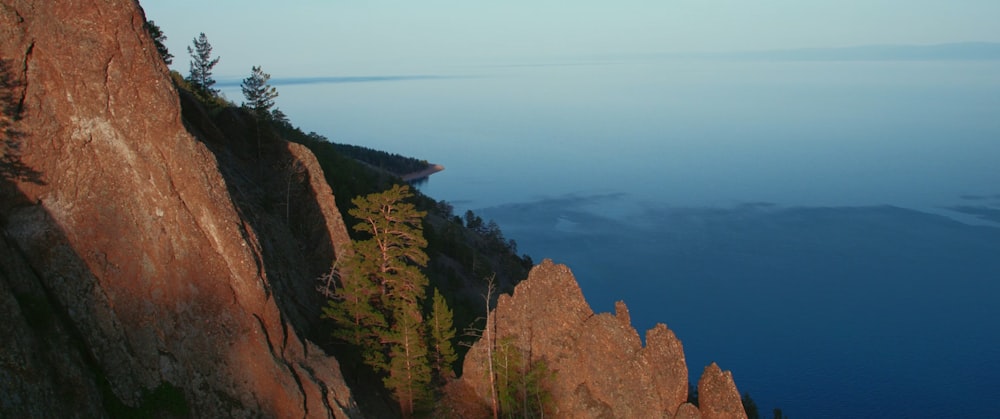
xmin=0 ymin=58 xmax=185 ymax=414
xmin=0 ymin=176 xmax=206 ymax=416
xmin=0 ymin=56 xmax=103 ymax=416
xmin=177 ymin=89 xmax=341 ymax=344
xmin=1 ymin=58 xmax=44 ymax=186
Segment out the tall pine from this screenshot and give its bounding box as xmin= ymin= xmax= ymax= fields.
xmin=328 ymin=184 xmax=433 ymax=415
xmin=383 ymin=301 xmax=432 ymax=417
xmin=187 ymin=32 xmax=220 ymax=94
xmin=348 ymin=184 xmax=429 ymax=296
xmin=428 ymin=288 xmax=458 ymax=384
xmin=241 ymin=66 xmax=279 ymax=117
xmin=321 ymin=252 xmax=387 ymax=370
xmin=240 ymin=65 xmax=280 ymax=166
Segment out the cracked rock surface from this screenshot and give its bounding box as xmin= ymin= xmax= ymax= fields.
xmin=445 ymin=260 xmax=746 ymax=419
xmin=0 ymin=1 xmax=358 ymax=417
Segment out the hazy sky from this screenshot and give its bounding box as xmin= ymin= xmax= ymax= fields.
xmin=141 ymin=1 xmax=1000 ymax=77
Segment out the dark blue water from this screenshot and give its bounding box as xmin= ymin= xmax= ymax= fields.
xmin=477 ymin=198 xmax=1000 ymax=418
xmin=227 ymin=58 xmax=1000 ymax=417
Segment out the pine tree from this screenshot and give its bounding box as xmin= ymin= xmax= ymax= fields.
xmin=383 ymin=301 xmax=432 ymax=418
xmin=144 ymin=20 xmax=173 ymax=65
xmin=428 ymin=288 xmax=458 ymax=384
xmin=187 ymin=32 xmax=220 ymax=94
xmin=742 ymin=392 xmax=760 ymax=419
xmin=241 ymin=66 xmax=279 ymax=118
xmin=328 ymin=184 xmax=434 ymax=414
xmin=493 ymin=337 xmax=554 ymax=417
xmin=240 ymin=65 xmax=280 ymax=166
xmin=348 ymin=184 xmax=429 ymax=299
xmin=321 ymin=254 xmax=387 ymax=370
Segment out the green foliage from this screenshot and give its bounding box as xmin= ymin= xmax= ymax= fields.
xmin=170 ymin=70 xmax=231 ymax=112
xmin=427 ymin=288 xmax=458 ymax=384
xmin=743 ymin=392 xmax=760 ymax=419
xmin=280 ymin=130 xmax=381 ymax=212
xmin=143 ymin=20 xmax=173 ymax=65
xmin=741 ymin=391 xmax=787 ymax=419
xmin=332 ymin=142 xmax=431 ymax=177
xmin=348 ymin=184 xmax=430 ymax=281
xmin=321 ymin=258 xmax=388 ymax=370
xmin=328 ymin=185 xmax=435 ymax=416
xmin=241 ymin=66 xmax=279 ymax=117
xmin=493 ymin=337 xmax=554 ymax=418
xmin=382 ymin=302 xmax=433 ymax=417
xmin=103 ymin=380 xmax=190 ymax=419
xmin=187 ymin=32 xmax=220 ymax=95
xmin=161 ymin=34 xmax=535 ymax=415
xmin=280 ymin=129 xmax=534 ymax=318
xmin=464 ymin=210 xmax=483 ymax=231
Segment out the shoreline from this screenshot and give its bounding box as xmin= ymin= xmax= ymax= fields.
xmin=401 ymin=164 xmax=445 ymax=181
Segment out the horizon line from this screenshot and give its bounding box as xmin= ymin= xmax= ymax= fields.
xmin=216 ymin=74 xmax=464 ymax=87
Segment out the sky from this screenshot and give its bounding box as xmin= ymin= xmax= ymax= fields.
xmin=140 ymin=1 xmax=1000 ymax=78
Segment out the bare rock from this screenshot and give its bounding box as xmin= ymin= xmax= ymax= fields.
xmin=451 ymin=260 xmax=701 ymax=418
xmin=645 ymin=323 xmax=690 ymax=413
xmin=438 ymin=379 xmax=492 ymax=419
xmin=0 ymin=0 xmax=358 ymax=416
xmin=698 ymin=363 xmax=748 ymax=419
xmin=675 ymin=403 xmax=704 ymax=419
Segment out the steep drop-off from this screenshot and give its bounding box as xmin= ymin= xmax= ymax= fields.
xmin=0 ymin=0 xmax=357 ymax=416
xmin=443 ymin=260 xmax=747 ymax=419
xmin=0 ymin=1 xmax=751 ymax=418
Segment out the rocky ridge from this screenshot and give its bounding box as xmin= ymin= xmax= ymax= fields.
xmin=0 ymin=0 xmax=357 ymax=416
xmin=0 ymin=1 xmax=751 ymax=417
xmin=444 ymin=260 xmax=747 ymax=419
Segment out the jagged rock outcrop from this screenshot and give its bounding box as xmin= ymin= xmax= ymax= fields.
xmin=444 ymin=260 xmax=746 ymax=419
xmin=0 ymin=0 xmax=358 ymax=417
xmin=698 ymin=363 xmax=747 ymax=419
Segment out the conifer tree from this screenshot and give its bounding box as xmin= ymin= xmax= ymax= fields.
xmin=241 ymin=66 xmax=279 ymax=118
xmin=493 ymin=337 xmax=554 ymax=417
xmin=347 ymin=184 xmax=429 ymax=299
xmin=428 ymin=287 xmax=458 ymax=384
xmin=144 ymin=20 xmax=173 ymax=65
xmin=383 ymin=301 xmax=432 ymax=418
xmin=328 ymin=184 xmax=434 ymax=414
xmin=240 ymin=65 xmax=280 ymax=166
xmin=187 ymin=32 xmax=220 ymax=94
xmin=321 ymin=254 xmax=387 ymax=370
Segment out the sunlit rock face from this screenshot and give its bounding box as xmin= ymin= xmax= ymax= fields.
xmin=0 ymin=0 xmax=357 ymax=416
xmin=699 ymin=363 xmax=748 ymax=419
xmin=445 ymin=259 xmax=746 ymax=419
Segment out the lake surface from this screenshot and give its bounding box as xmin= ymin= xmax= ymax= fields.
xmin=226 ymin=57 xmax=1000 ymax=418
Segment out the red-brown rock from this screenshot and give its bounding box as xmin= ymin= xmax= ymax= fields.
xmin=0 ymin=0 xmax=357 ymax=417
xmin=698 ymin=363 xmax=748 ymax=419
xmin=452 ymin=260 xmax=719 ymax=418
xmin=675 ymin=402 xmax=704 ymax=419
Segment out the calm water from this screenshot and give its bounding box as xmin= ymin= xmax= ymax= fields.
xmin=229 ymin=58 xmax=1000 ymax=418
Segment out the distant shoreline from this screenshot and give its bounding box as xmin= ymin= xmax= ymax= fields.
xmin=402 ymin=164 xmax=445 ymax=181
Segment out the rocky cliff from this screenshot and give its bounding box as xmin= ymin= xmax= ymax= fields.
xmin=443 ymin=260 xmax=747 ymax=419
xmin=0 ymin=0 xmax=358 ymax=416
xmin=0 ymin=1 xmax=752 ymax=417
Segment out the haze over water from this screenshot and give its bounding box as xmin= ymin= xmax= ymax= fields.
xmin=223 ymin=54 xmax=1000 ymax=418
